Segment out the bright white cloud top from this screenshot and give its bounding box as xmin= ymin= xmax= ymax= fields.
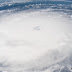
xmin=0 ymin=1 xmax=72 ymax=72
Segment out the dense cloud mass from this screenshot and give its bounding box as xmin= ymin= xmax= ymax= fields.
xmin=0 ymin=0 xmax=72 ymax=72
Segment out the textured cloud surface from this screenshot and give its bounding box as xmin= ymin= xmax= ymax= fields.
xmin=0 ymin=1 xmax=72 ymax=72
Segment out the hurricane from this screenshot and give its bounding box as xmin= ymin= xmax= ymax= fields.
xmin=0 ymin=0 xmax=72 ymax=72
